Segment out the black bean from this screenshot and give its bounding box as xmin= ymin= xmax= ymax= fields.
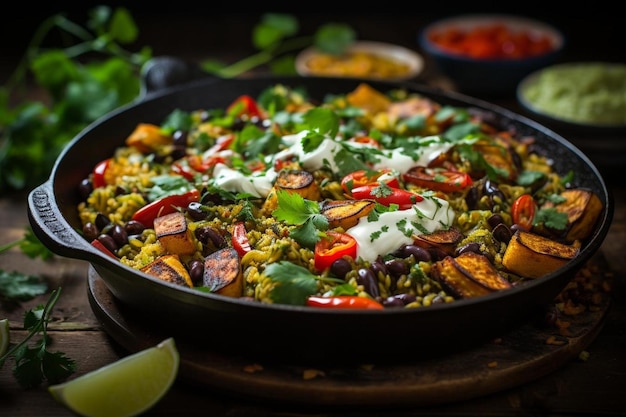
xmin=398 ymin=244 xmax=431 ymax=262
xmin=465 ymin=186 xmax=479 ymax=209
xmin=428 ymin=247 xmax=448 ymax=261
xmin=124 ymin=220 xmax=145 ymax=235
xmin=487 ymin=213 xmax=505 ymax=229
xmin=369 ymin=258 xmax=388 ymax=277
xmin=109 ymin=224 xmax=128 ymax=246
xmin=510 ymin=224 xmax=525 ymax=234
xmin=172 ymin=130 xmax=188 ymax=148
xmin=95 ymin=213 xmax=111 ymax=230
xmin=330 ymin=258 xmax=352 ymax=279
xmin=78 ymin=178 xmax=93 ymax=201
xmin=395 ymin=293 xmax=417 ymax=305
xmin=97 ymin=234 xmax=118 ymax=253
xmin=82 ymin=222 xmax=99 ymax=241
xmin=492 ymin=223 xmax=512 ymax=243
xmin=384 ymin=259 xmax=409 ymax=278
xmin=171 ymin=146 xmax=186 ymax=160
xmin=195 ymin=226 xmax=226 ymax=249
xmin=356 ymin=268 xmax=379 ymax=298
xmin=188 ymin=259 xmax=204 ymax=285
xmin=382 ymin=296 xmax=405 ymax=308
xmin=455 ymin=242 xmax=480 ymax=256
xmin=187 ymin=201 xmax=206 ymax=221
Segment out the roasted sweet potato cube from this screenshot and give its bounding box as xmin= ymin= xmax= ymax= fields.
xmin=203 ymin=247 xmax=243 ymax=297
xmin=262 ymin=169 xmax=321 ymax=213
xmin=346 ymin=83 xmax=392 ymax=114
xmin=154 ymin=211 xmax=197 ymax=256
xmin=431 ymin=256 xmax=492 ymax=299
xmin=141 ymin=254 xmax=193 ymax=287
xmin=547 ymin=188 xmax=603 ymax=242
xmin=452 ymin=251 xmax=511 ymax=291
xmin=502 ymin=230 xmax=579 ymax=279
xmin=413 ymin=227 xmax=464 ymax=256
xmin=319 ymin=199 xmax=376 ymax=229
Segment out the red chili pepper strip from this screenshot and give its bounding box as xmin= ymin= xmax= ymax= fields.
xmin=90 ymin=239 xmax=117 ymax=259
xmin=226 ymin=95 xmax=262 ymax=119
xmin=232 ymin=221 xmax=252 ymax=257
xmin=350 ymin=184 xmax=423 ymax=209
xmin=92 ymin=158 xmax=111 ymax=188
xmin=314 ymin=231 xmax=357 ymax=272
xmin=306 ymin=295 xmax=384 ymax=310
xmin=341 ymin=169 xmax=399 ymax=194
xmin=511 ymin=194 xmax=536 ymax=231
xmin=171 ymin=162 xmax=196 ymax=181
xmin=402 ymin=166 xmax=472 ymax=193
xmin=206 ymin=134 xmax=235 ymax=155
xmin=131 ymin=188 xmax=200 ymax=228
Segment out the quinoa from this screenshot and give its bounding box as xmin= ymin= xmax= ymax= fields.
xmin=76 ymin=83 xmax=602 ymax=309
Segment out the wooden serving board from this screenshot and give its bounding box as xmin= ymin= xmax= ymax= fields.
xmin=87 ymin=264 xmax=610 ymax=407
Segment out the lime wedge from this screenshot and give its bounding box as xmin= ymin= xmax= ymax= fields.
xmin=0 ymin=318 xmax=9 ymax=357
xmin=49 ymin=338 xmax=179 ymax=417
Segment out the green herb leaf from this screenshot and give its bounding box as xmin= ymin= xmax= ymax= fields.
xmin=265 ymin=261 xmax=318 ymax=305
xmin=314 ymin=23 xmax=357 ymax=54
xmin=0 ymin=271 xmax=47 ymax=302
xmin=253 ymin=14 xmax=299 ymax=49
xmin=1 ymin=288 xmax=77 ymax=388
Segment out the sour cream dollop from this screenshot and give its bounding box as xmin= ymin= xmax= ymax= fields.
xmin=347 ymin=195 xmax=455 ymax=262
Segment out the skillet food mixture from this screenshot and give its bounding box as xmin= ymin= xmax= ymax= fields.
xmin=77 ymin=83 xmax=603 ymax=310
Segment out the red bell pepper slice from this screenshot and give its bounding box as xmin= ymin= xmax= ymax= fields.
xmin=92 ymin=158 xmax=111 ymax=188
xmin=511 ymin=194 xmax=536 ymax=231
xmin=341 ymin=169 xmax=399 ymax=194
xmin=90 ymin=239 xmax=117 ymax=258
xmin=306 ymin=295 xmax=384 ymax=310
xmin=232 ymin=221 xmax=252 ymax=257
xmin=226 ymin=95 xmax=262 ymax=119
xmin=402 ymin=166 xmax=472 ymax=193
xmin=350 ymin=184 xmax=423 ymax=210
xmin=131 ymin=188 xmax=200 ymax=228
xmin=314 ymin=231 xmax=357 ymax=272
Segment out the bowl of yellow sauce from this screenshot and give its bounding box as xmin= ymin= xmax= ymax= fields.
xmin=296 ymin=41 xmax=424 ymax=81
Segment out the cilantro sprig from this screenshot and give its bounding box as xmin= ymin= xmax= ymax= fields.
xmin=0 ymin=288 xmax=77 ymax=388
xmin=272 ymin=189 xmax=328 ymax=249
xmin=1 ymin=6 xmax=150 ymax=193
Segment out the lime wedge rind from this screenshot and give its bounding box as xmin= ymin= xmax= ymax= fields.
xmin=0 ymin=318 xmax=9 ymax=357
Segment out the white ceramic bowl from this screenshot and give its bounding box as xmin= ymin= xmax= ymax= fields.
xmin=296 ymin=40 xmax=424 ymax=81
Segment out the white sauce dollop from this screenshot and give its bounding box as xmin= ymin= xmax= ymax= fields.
xmin=347 ymin=195 xmax=455 ymax=262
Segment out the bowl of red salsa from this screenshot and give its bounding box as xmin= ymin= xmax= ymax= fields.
xmin=419 ymin=14 xmax=565 ymax=97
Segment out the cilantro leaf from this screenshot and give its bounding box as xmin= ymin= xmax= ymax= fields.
xmin=265 ymin=262 xmax=319 ymax=305
xmin=313 ymin=23 xmax=357 ymax=54
xmin=272 ymin=190 xmax=327 ymax=249
xmin=1 ymin=288 xmax=77 ymax=388
xmin=301 ymin=107 xmax=340 ymax=152
xmin=535 ymin=207 xmax=569 ymax=230
xmin=0 ymin=271 xmax=47 ymax=304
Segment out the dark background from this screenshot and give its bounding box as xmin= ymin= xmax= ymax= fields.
xmin=3 ymin=5 xmax=625 ymax=73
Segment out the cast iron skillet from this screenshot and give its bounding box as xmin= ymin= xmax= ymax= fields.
xmin=27 ymin=57 xmax=613 ymax=365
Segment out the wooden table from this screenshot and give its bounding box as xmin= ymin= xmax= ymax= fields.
xmin=2 ymin=11 xmax=626 ymax=416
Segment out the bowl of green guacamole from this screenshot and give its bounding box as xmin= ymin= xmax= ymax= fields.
xmin=517 ymin=62 xmax=626 ymax=133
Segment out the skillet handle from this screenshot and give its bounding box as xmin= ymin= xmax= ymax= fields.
xmin=27 ymin=182 xmax=96 ymax=261
xmin=140 ymin=56 xmax=210 ymax=97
